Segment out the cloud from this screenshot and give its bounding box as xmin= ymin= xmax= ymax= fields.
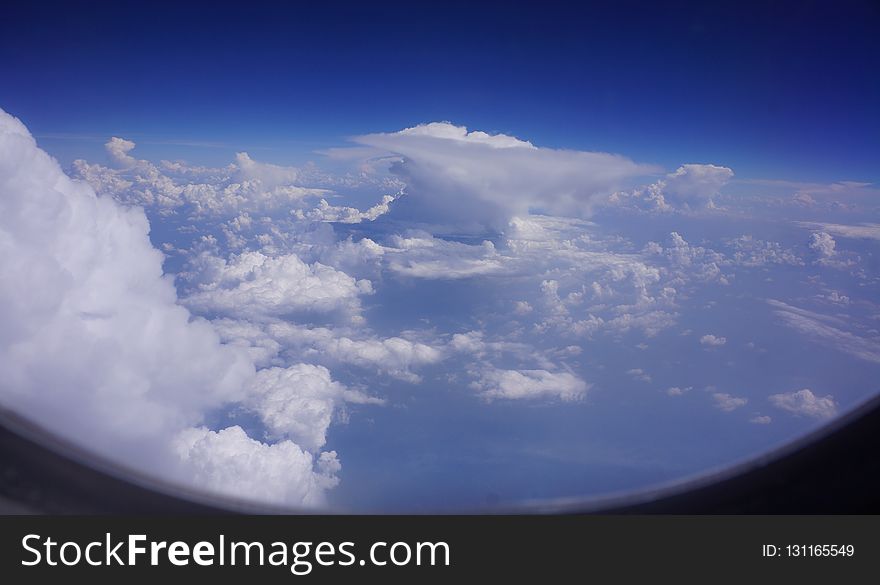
xmin=609 ymin=164 xmax=733 ymax=211
xmin=659 ymin=232 xmax=728 ymax=284
xmin=72 ymin=138 xmax=327 ymax=217
xmin=351 ymin=122 xmax=656 ymax=232
xmin=626 ymin=368 xmax=652 ymax=382
xmin=470 ymin=367 xmax=589 ymax=401
xmin=663 ymin=164 xmax=734 ymax=205
xmin=666 ymin=386 xmax=691 ymax=396
xmin=801 ymin=230 xmax=859 ymax=269
xmin=0 ymin=108 xmax=340 ymax=507
xmin=809 ymin=232 xmax=837 ymax=257
xmin=246 ymin=364 xmax=353 ymax=451
xmin=727 ymin=235 xmax=803 ymax=267
xmin=700 ymin=334 xmax=727 ymax=347
xmin=209 ymin=316 xmax=446 ymax=384
xmin=183 ymin=250 xmax=372 ymax=321
xmin=713 ymin=392 xmax=748 ymax=411
xmin=298 ymin=194 xmax=398 ymax=224
xmin=234 ymin=152 xmax=298 ymax=188
xmin=266 ymin=322 xmax=446 ymax=383
xmin=382 ymin=231 xmax=508 ymax=279
xmin=174 ymin=426 xmax=340 ymax=506
xmin=769 ymin=300 xmax=880 ymax=364
xmin=106 ymin=136 xmax=138 ymax=168
xmin=769 ymin=389 xmax=837 ymax=420
xmin=799 ymin=222 xmax=880 ymax=241
xmin=750 ymin=415 xmax=772 ymax=424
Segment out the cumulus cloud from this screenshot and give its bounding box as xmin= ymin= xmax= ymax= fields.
xmin=802 ymin=230 xmax=859 ymax=269
xmin=470 ymin=367 xmax=589 ymax=401
xmin=713 ymin=392 xmax=748 ymax=411
xmin=106 ymin=136 xmax=138 ymax=168
xmin=351 ymin=122 xmax=656 ymax=232
xmin=234 ymin=152 xmax=298 ymax=188
xmin=267 ymin=322 xmax=446 ymax=383
xmin=0 ymin=108 xmax=343 ymax=507
xmin=382 ymin=232 xmax=507 ymax=279
xmin=174 ymin=426 xmax=340 ymax=506
xmin=183 ymin=250 xmax=372 ymax=321
xmin=663 ymin=164 xmax=734 ymax=206
xmin=809 ymin=232 xmax=837 ymax=258
xmin=626 ymin=368 xmax=652 ymax=382
xmin=700 ymin=334 xmax=727 ymax=347
xmin=609 ymin=163 xmax=733 ymax=211
xmin=769 ymin=389 xmax=837 ymax=420
xmin=246 ymin=364 xmax=355 ymax=451
xmin=72 ymin=138 xmax=327 ymax=217
xmin=298 ymin=193 xmax=398 ymax=224
xmin=727 ymin=235 xmax=803 ymax=267
xmin=209 ymin=316 xmax=446 ymax=384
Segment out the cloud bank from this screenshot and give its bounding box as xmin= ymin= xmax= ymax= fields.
xmin=0 ymin=108 xmax=345 ymax=506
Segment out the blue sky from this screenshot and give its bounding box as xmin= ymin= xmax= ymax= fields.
xmin=2 ymin=1 xmax=878 ymax=181
xmin=1 ymin=1 xmax=879 ymax=510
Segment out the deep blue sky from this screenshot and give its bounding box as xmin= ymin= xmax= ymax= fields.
xmin=2 ymin=0 xmax=878 ymax=181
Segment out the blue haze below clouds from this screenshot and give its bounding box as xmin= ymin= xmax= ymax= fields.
xmin=322 ymin=216 xmax=880 ymax=511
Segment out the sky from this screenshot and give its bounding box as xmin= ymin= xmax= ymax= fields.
xmin=0 ymin=1 xmax=879 ymax=511
xmin=3 ymin=1 xmax=879 ymax=178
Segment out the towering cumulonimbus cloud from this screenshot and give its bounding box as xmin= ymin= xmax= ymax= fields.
xmin=0 ymin=108 xmax=343 ymax=506
xmin=350 ymin=122 xmax=658 ymax=233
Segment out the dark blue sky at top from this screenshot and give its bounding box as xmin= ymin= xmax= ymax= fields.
xmin=1 ymin=0 xmax=878 ymax=182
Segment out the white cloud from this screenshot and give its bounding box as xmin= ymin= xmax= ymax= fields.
xmin=609 ymin=163 xmax=733 ymax=211
xmin=727 ymin=235 xmax=803 ymax=267
xmin=750 ymin=415 xmax=772 ymax=424
xmin=802 ymin=230 xmax=859 ymax=269
xmin=799 ymin=222 xmax=880 ymax=241
xmin=183 ymin=250 xmax=372 ymax=321
xmin=700 ymin=334 xmax=727 ymax=347
xmin=769 ymin=300 xmax=880 ymax=364
xmin=72 ymin=138 xmax=327 ymax=217
xmin=626 ymin=368 xmax=652 ymax=382
xmin=660 ymin=232 xmax=728 ymax=284
xmin=106 ymin=136 xmax=138 ymax=168
xmin=351 ymin=122 xmax=656 ymax=232
xmin=713 ymin=392 xmax=748 ymax=411
xmin=470 ymin=367 xmax=589 ymax=402
xmin=174 ymin=426 xmax=339 ymax=506
xmin=382 ymin=232 xmax=508 ymax=279
xmin=267 ymin=322 xmax=446 ymax=383
xmin=820 ymin=290 xmax=850 ymax=305
xmin=0 ymin=108 xmax=341 ymax=507
xmin=298 ymin=194 xmax=397 ymax=224
xmin=666 ymin=386 xmax=691 ymax=396
xmin=246 ymin=364 xmax=357 ymax=451
xmin=663 ymin=164 xmax=734 ymax=206
xmin=234 ymin=152 xmax=298 ymax=188
xmin=211 ymin=316 xmax=446 ymax=384
xmin=769 ymin=388 xmax=837 ymax=420
xmin=809 ymin=232 xmax=837 ymax=257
